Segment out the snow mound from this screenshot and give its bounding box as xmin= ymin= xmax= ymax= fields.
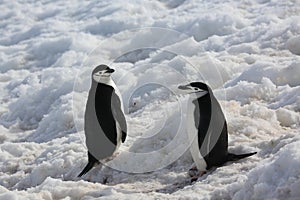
xmin=233 ymin=136 xmax=300 ymax=199
xmin=287 ymin=35 xmax=300 ymax=55
xmin=0 ymin=0 xmax=300 ymax=199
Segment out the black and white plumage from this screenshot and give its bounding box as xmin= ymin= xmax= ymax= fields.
xmin=78 ymin=64 xmax=127 ymax=177
xmin=178 ymin=82 xmax=256 ymax=174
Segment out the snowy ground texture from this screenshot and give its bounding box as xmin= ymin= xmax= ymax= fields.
xmin=1 ymin=0 xmax=300 ymax=199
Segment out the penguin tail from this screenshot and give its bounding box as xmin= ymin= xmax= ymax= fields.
xmin=78 ymin=152 xmax=99 ymax=177
xmin=227 ymin=152 xmax=257 ymax=162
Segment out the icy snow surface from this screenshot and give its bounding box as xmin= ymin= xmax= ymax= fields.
xmin=1 ymin=0 xmax=300 ymax=199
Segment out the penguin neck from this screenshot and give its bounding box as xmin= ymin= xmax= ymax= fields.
xmin=95 ymin=82 xmax=114 ymax=95
xmin=193 ymin=92 xmax=211 ymax=121
xmin=88 ymin=81 xmax=114 ymax=104
xmin=102 ymin=77 xmax=115 ymax=87
xmin=196 ymin=93 xmax=210 ymax=103
xmin=90 ymin=78 xmax=116 ymax=91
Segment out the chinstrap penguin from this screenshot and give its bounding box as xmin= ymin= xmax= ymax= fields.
xmin=78 ymin=64 xmax=127 ymax=177
xmin=178 ymin=82 xmax=256 ymax=179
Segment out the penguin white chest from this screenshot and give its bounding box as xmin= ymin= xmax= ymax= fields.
xmin=187 ymin=98 xmax=207 ymax=171
xmin=111 ymin=81 xmax=124 ymax=147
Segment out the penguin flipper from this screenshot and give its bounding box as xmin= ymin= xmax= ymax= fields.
xmin=227 ymin=152 xmax=257 ymax=162
xmin=121 ymin=131 xmax=127 ymax=143
xmin=78 ymin=152 xmax=99 ymax=177
xmin=111 ymin=91 xmax=127 ymax=141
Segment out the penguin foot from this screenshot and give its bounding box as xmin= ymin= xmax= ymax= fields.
xmin=190 ymin=171 xmax=206 ymax=182
xmin=102 ymin=177 xmax=108 ymax=185
xmin=188 ymin=166 xmax=199 ymax=177
xmin=188 ymin=166 xmax=206 ymax=182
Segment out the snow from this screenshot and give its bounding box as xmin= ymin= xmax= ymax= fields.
xmin=1 ymin=0 xmax=300 ymax=199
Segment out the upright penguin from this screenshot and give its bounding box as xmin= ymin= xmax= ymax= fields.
xmin=78 ymin=64 xmax=127 ymax=177
xmin=178 ymin=82 xmax=256 ymax=175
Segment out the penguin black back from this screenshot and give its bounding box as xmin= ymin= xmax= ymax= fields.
xmin=78 ymin=65 xmax=127 ymax=177
xmin=95 ymin=83 xmax=117 ymax=146
xmin=191 ymin=83 xmax=229 ymax=169
xmin=178 ymin=82 xmax=256 ymax=172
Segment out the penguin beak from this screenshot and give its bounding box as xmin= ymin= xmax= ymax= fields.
xmin=178 ymin=84 xmax=192 ymax=90
xmin=105 ymin=68 xmax=115 ymax=74
xmin=178 ymin=84 xmax=207 ymax=96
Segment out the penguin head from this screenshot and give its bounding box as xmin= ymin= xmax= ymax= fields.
xmin=92 ymin=64 xmax=115 ymax=83
xmin=178 ymin=82 xmax=209 ymax=98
